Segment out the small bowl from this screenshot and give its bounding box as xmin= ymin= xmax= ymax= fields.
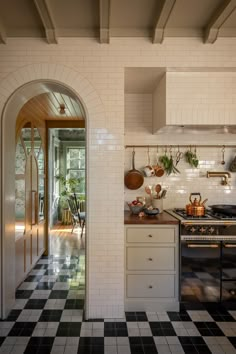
xmin=128 ymin=203 xmax=145 ymax=215
xmin=144 ymin=208 xmax=159 ymax=216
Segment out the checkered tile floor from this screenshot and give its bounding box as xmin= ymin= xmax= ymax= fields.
xmin=1 ymin=255 xmax=236 ymax=353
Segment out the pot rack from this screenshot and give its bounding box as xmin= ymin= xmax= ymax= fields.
xmin=125 ymin=144 xmax=236 ymax=149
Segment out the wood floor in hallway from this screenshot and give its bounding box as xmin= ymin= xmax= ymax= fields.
xmin=49 ymin=223 xmax=85 ymax=257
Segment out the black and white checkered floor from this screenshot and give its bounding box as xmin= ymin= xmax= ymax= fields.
xmin=1 ymin=255 xmax=236 ymax=353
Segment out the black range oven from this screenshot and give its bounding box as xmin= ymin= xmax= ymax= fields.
xmin=167 ymin=209 xmax=236 ymax=303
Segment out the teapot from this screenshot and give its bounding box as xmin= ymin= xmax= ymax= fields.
xmin=186 ymin=193 xmax=208 ymax=217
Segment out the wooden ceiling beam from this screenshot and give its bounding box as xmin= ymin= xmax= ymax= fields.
xmin=34 ymin=0 xmax=58 ymax=44
xmin=205 ymin=0 xmax=236 ymax=44
xmin=152 ymin=0 xmax=176 ymax=43
xmin=99 ymin=0 xmax=110 ymax=43
xmin=0 ymin=18 xmax=7 ymax=44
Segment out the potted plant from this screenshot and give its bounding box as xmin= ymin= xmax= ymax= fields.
xmin=55 ymin=174 xmax=81 ymax=221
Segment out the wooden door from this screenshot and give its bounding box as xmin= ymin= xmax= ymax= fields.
xmin=15 ymin=121 xmax=46 ymax=286
xmin=31 ymin=154 xmax=38 ymax=265
xmin=24 ymin=154 xmax=32 ymax=273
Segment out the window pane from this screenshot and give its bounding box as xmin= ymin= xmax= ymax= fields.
xmin=15 ymin=178 xmax=25 ymax=221
xmin=38 ymin=176 xmax=45 ymax=221
xmin=22 ymin=126 xmax=32 ymax=154
xmin=15 ymin=137 xmax=26 ymax=174
xmin=68 ymin=170 xmax=85 ymax=194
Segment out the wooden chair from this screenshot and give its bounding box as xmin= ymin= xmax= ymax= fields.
xmin=67 ymin=195 xmax=86 ymax=237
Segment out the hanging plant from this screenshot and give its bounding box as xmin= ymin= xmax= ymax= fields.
xmin=159 ymin=148 xmax=180 ymax=176
xmin=185 ymin=147 xmax=199 ymax=168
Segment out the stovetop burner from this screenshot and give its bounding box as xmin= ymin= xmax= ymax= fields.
xmin=172 ymin=208 xmax=236 ymax=222
xmin=174 ymin=208 xmax=214 ymax=220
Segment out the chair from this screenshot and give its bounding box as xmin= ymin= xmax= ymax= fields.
xmin=67 ymin=195 xmax=86 ymax=237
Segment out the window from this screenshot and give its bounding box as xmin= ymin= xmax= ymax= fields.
xmin=66 ymin=147 xmax=85 ymax=194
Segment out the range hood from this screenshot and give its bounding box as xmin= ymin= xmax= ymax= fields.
xmin=153 ymin=71 xmax=236 ymax=134
xmin=156 ymin=125 xmax=236 ymax=134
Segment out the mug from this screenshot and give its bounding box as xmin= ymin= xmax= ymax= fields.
xmin=143 ymin=165 xmax=155 ymax=177
xmin=153 ymin=164 xmax=165 ymax=177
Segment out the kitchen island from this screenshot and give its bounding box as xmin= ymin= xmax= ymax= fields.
xmin=124 ymin=210 xmax=180 ymax=312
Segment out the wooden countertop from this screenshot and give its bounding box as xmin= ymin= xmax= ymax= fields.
xmin=124 ymin=210 xmax=179 ymax=225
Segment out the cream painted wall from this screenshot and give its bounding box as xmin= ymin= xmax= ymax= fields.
xmin=0 ymin=37 xmax=236 ymax=318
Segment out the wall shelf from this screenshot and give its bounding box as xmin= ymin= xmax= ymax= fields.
xmin=125 ymin=144 xmax=236 ymax=149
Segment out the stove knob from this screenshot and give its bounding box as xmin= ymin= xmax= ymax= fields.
xmin=208 ymin=227 xmax=215 ymax=234
xmin=190 ymin=226 xmax=196 ymax=233
xmin=199 ymin=227 xmax=207 ymax=233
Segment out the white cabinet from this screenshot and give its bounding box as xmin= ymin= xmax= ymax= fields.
xmin=125 ymin=225 xmax=179 ymax=312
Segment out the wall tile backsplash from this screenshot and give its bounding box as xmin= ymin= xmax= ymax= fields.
xmin=1 ymin=36 xmax=236 ymax=319
xmin=125 ymin=94 xmax=236 ymax=210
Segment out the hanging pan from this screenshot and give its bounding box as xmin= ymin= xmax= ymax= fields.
xmin=125 ymin=149 xmax=144 ymax=190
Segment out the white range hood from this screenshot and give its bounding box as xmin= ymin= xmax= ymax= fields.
xmin=153 ymin=71 xmax=236 ymax=134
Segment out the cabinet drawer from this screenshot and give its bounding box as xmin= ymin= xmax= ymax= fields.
xmin=126 ymin=227 xmax=175 ymax=243
xmin=127 ymin=247 xmax=175 ymax=271
xmin=127 ymin=274 xmax=175 ymax=298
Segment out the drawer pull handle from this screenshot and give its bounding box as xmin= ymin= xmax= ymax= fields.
xmin=148 ymin=234 xmax=153 ymax=238
xmin=149 ymin=285 xmax=153 ymax=289
xmin=148 ymin=258 xmax=153 ymax=261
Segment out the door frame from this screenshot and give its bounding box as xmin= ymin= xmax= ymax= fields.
xmin=0 ymin=79 xmax=92 ymax=319
xmin=46 ymin=120 xmax=85 ymax=255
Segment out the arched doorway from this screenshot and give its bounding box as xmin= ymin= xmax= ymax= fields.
xmin=1 ymin=79 xmax=90 ymax=319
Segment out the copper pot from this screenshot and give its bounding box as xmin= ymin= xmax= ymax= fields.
xmin=186 ymin=193 xmax=208 ymax=217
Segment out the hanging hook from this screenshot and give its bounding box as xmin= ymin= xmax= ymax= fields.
xmin=147 ymin=146 xmax=150 ymax=165
xmin=221 ymin=145 xmax=225 ymax=165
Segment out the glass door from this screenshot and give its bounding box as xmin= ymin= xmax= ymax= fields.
xmin=181 ymin=241 xmax=221 ymax=302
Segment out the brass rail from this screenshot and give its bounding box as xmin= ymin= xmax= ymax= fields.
xmin=125 ymin=144 xmax=236 ymax=149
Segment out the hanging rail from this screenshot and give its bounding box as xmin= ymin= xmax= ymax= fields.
xmin=125 ymin=144 xmax=236 ymax=149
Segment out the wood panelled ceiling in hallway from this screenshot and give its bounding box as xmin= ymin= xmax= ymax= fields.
xmin=0 ymin=0 xmax=236 ymax=45
xmin=18 ymin=92 xmax=85 ymax=121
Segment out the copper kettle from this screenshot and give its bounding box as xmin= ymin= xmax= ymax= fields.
xmin=186 ymin=193 xmax=208 ymax=217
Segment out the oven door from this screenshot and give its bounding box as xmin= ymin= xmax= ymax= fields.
xmin=181 ymin=240 xmax=221 ymax=302
xmin=222 ymin=242 xmax=236 ymax=302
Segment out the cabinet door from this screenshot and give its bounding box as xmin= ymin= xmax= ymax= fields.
xmin=127 ymin=274 xmax=175 ymax=298
xmin=126 ymin=227 xmax=175 ymax=243
xmin=127 ymin=247 xmax=175 ymax=271
xmin=15 ymin=237 xmax=24 ymax=287
xmin=38 ymin=222 xmax=45 ymax=256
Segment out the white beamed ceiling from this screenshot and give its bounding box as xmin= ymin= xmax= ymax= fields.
xmin=0 ymin=0 xmax=236 ymax=44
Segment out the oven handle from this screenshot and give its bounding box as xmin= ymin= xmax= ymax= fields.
xmin=223 ymin=243 xmax=236 ymax=248
xmin=187 ymin=244 xmax=219 ymax=248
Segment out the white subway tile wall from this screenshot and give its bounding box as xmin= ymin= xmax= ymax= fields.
xmin=125 ymin=93 xmax=236 ymax=209
xmin=0 ymin=37 xmax=236 ymax=318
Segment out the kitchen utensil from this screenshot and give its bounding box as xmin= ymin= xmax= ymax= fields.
xmin=155 ymin=184 xmax=162 ymax=196
xmin=159 ymin=189 xmax=167 ymax=199
xmin=153 ymin=146 xmax=165 ymax=177
xmin=175 ymin=148 xmax=183 ymax=166
xmin=125 ymin=149 xmax=144 ymax=190
xmin=186 ymin=192 xmax=208 ymax=217
xmin=209 ymin=204 xmax=236 ymax=216
xmin=221 ymin=145 xmax=225 ymax=165
xmin=143 ymin=148 xmax=155 ymax=177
